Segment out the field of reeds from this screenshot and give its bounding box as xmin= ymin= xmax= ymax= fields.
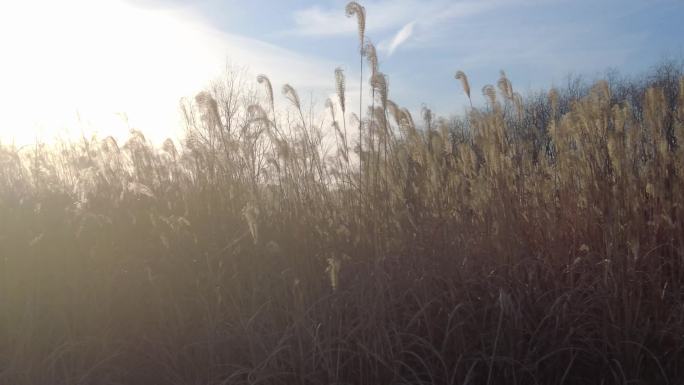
xmin=2 ymin=3 xmax=684 ymax=384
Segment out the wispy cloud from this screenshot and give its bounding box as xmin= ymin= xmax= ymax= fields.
xmin=386 ymin=21 xmax=415 ymax=55
xmin=289 ymin=0 xmax=501 ymax=37
xmin=290 ymin=1 xmax=412 ymax=36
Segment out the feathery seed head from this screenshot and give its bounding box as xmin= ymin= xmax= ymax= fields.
xmin=364 ymin=41 xmax=378 ymax=75
xmin=387 ymin=100 xmax=402 ymax=127
xmin=282 ymin=84 xmax=302 ymax=111
xmin=345 ymin=2 xmax=366 ymax=53
xmin=482 ymin=85 xmax=497 ymax=106
xmin=335 ymin=67 xmax=346 ymax=114
xmin=325 ymin=98 xmax=336 ymax=120
xmin=256 ymin=74 xmax=274 ymax=109
xmin=455 ymin=70 xmax=471 ymax=100
xmin=370 ymin=72 xmax=388 ymax=110
xmin=497 ymin=70 xmax=514 ymax=100
xmin=401 ymin=108 xmax=416 ymax=130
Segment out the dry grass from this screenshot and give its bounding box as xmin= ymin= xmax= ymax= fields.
xmin=1 ymin=3 xmax=684 ymax=384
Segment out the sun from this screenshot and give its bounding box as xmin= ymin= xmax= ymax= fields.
xmin=0 ymin=0 xmax=225 ymax=146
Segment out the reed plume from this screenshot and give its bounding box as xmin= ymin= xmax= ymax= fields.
xmin=345 ymin=1 xmax=366 ymax=187
xmin=482 ymin=84 xmax=497 ymax=107
xmin=325 ymin=98 xmax=336 ymax=121
xmin=335 ymin=67 xmax=350 ymax=163
xmin=364 ymin=41 xmax=378 ymax=76
xmin=386 ymin=99 xmax=402 ymax=128
xmin=335 ymin=67 xmax=346 ymax=114
xmin=256 ymin=74 xmax=274 ymax=110
xmin=455 ymin=70 xmax=472 ymax=107
xmin=370 ymin=72 xmax=388 ymax=111
xmin=4 ymin=3 xmax=684 ymax=383
xmin=497 ymin=70 xmax=514 ymax=100
xmin=282 ymin=84 xmax=301 ymax=111
xmin=401 ymin=107 xmax=415 ymax=130
xmin=345 ymin=1 xmax=366 ymax=53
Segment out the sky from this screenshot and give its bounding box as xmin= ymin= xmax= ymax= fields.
xmin=1 ymin=0 xmax=683 ymax=145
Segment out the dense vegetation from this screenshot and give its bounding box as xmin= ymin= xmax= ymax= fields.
xmin=1 ymin=3 xmax=684 ymax=384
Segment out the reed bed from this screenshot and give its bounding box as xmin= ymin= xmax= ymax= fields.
xmin=1 ymin=3 xmax=683 ymax=384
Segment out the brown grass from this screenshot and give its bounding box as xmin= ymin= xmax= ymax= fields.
xmin=1 ymin=3 xmax=684 ymax=384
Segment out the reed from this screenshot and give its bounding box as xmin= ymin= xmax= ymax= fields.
xmin=0 ymin=3 xmax=683 ymax=384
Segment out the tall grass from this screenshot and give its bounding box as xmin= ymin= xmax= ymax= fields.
xmin=1 ymin=3 xmax=684 ymax=384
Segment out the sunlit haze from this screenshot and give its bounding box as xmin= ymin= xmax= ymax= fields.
xmin=0 ymin=0 xmax=231 ymax=145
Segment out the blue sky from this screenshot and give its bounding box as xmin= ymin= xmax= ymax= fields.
xmin=129 ymin=0 xmax=684 ymax=114
xmin=1 ymin=0 xmax=683 ymax=144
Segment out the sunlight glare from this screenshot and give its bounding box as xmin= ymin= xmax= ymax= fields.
xmin=0 ymin=0 xmax=225 ymax=146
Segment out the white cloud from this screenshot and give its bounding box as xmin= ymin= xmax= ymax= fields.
xmin=387 ymin=21 xmax=416 ymax=55
xmin=289 ymin=0 xmax=500 ymax=37
xmin=290 ymin=0 xmax=424 ymax=36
